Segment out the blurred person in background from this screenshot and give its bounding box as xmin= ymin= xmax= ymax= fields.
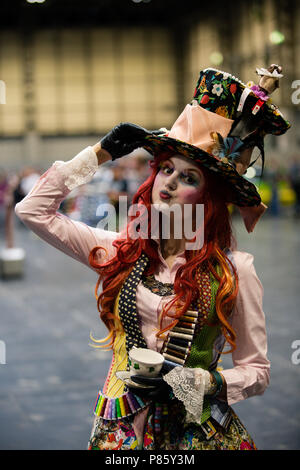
xmin=1 ymin=170 xmax=21 ymax=248
xmin=288 ymin=156 xmax=300 ymax=217
xmin=13 ymin=166 xmax=41 ymax=205
xmin=0 ymin=166 xmax=41 ymax=249
xmin=126 ymin=153 xmax=151 ymax=197
xmin=0 ymin=168 xmax=9 ymax=227
xmin=15 ymin=66 xmax=290 ymax=450
xmin=107 ymin=164 xmax=129 ymax=229
xmin=263 ymin=161 xmax=281 ymax=216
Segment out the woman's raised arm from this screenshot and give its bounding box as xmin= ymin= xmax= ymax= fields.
xmin=15 ymin=122 xmax=164 ymax=270
xmin=15 ymin=144 xmax=117 ymax=271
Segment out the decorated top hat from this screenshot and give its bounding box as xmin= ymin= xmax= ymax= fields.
xmin=142 ymin=64 xmax=291 ymax=232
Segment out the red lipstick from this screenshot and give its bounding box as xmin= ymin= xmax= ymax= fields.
xmin=159 ymin=190 xmax=171 ymax=200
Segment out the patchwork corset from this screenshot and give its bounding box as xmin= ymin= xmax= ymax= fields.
xmin=93 ymin=251 xmax=234 ymax=428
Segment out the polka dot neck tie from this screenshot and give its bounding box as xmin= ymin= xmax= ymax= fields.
xmin=118 ymin=252 xmax=149 ymax=360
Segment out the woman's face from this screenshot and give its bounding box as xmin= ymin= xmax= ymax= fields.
xmin=151 ymin=155 xmax=205 ymax=210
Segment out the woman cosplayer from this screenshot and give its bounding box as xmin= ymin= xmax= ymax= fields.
xmin=15 ymin=66 xmax=290 ymax=450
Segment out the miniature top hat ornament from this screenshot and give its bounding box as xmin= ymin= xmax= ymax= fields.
xmin=255 ymin=63 xmax=283 ymax=95
xmin=142 ymin=64 xmax=291 ymax=232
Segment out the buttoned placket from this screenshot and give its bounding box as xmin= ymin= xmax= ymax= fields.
xmin=135 ymin=242 xmax=186 ymax=352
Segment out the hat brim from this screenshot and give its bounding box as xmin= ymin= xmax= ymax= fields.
xmin=142 ymin=134 xmax=261 ymax=208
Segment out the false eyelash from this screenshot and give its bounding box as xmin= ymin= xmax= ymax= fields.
xmin=159 ymin=162 xmax=172 ymax=171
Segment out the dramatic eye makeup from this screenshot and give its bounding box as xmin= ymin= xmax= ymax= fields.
xmin=159 ymin=162 xmax=173 ymax=175
xmin=180 ymin=171 xmax=200 ymax=186
xmin=159 ymin=161 xmax=201 ymax=187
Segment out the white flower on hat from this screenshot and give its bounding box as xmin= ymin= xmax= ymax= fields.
xmin=222 ymin=72 xmax=230 ymax=80
xmin=212 ymin=83 xmax=223 ymax=96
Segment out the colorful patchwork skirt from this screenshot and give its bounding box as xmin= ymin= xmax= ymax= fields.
xmin=88 ymin=400 xmax=257 ymax=451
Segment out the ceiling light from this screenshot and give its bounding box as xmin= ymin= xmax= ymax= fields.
xmin=270 ymin=30 xmax=285 ymax=45
xmin=209 ymin=52 xmax=223 ymax=66
xmin=26 ymin=0 xmax=46 ymax=4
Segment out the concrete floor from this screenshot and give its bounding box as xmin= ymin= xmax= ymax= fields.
xmin=0 ymin=213 xmax=300 ymax=450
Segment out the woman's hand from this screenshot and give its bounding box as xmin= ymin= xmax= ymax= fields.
xmin=92 ymin=142 xmax=112 ymax=166
xmin=100 ymin=122 xmax=165 ymax=161
xmin=127 ymin=362 xmax=174 ymax=402
xmin=128 ymin=374 xmax=173 ymax=402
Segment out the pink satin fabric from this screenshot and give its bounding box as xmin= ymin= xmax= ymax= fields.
xmin=168 ymin=103 xmax=234 ymax=152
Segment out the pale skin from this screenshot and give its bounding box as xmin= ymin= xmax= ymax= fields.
xmin=92 ymin=142 xmax=226 ymax=397
xmin=151 ymin=154 xmax=226 ymax=397
xmin=93 ymin=144 xmax=205 ymax=267
xmin=151 ymin=155 xmax=205 ymax=269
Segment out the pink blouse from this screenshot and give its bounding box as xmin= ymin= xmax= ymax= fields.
xmin=15 ymin=146 xmax=270 ymax=407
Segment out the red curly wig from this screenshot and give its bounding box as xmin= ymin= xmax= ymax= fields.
xmin=89 ymin=151 xmax=238 ymax=353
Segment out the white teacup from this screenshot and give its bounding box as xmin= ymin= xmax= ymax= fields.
xmin=129 ymin=347 xmax=164 ymax=377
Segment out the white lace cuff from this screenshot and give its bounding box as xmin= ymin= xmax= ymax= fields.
xmin=53 ymin=146 xmax=99 ymax=191
xmin=163 ymin=367 xmax=213 ymax=425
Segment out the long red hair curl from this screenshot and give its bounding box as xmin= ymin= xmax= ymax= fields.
xmin=88 ymin=151 xmax=238 ymax=353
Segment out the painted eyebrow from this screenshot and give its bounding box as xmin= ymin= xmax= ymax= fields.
xmin=162 ymin=161 xmax=201 ymax=175
xmin=184 ymin=169 xmax=201 ymax=174
xmin=180 ymin=168 xmax=202 ymax=179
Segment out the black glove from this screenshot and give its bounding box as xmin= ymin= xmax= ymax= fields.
xmin=100 ymin=122 xmax=165 ymax=161
xmin=128 ymin=375 xmax=173 ymax=402
xmin=127 ymin=363 xmax=175 ymax=402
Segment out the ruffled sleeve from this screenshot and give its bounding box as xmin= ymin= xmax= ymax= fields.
xmin=15 ymin=146 xmax=118 ymax=271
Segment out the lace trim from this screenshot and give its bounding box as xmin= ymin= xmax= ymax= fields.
xmin=163 ymin=367 xmax=214 ymax=425
xmin=53 ymin=146 xmax=98 ymax=191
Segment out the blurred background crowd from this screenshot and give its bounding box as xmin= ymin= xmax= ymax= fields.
xmin=1 ymin=149 xmax=300 ymax=241
xmin=0 ymin=151 xmax=151 ymax=245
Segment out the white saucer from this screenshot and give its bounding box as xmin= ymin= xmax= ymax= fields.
xmin=115 ymin=371 xmax=156 ymax=389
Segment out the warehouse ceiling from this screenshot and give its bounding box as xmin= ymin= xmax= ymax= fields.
xmin=0 ymin=0 xmax=230 ymax=29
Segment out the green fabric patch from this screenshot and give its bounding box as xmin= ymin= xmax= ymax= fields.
xmin=185 ymin=270 xmax=221 ymax=424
